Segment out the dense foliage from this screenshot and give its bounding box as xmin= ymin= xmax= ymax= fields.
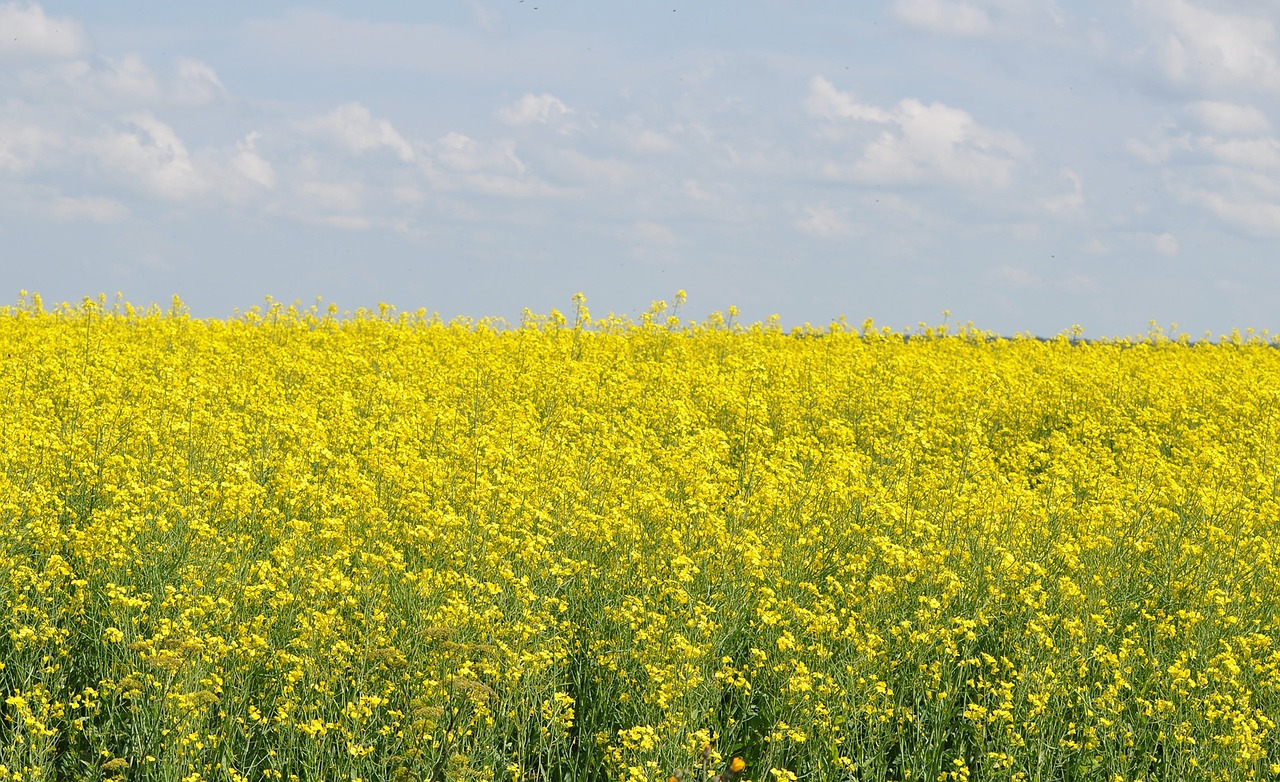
xmin=2 ymin=292 xmax=1279 ymax=781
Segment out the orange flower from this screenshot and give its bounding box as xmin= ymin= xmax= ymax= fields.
xmin=729 ymin=757 xmax=746 ymax=774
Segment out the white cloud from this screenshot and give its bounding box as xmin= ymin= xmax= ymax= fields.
xmin=90 ymin=113 xmax=207 ymax=200
xmin=1214 ymin=277 xmax=1247 ymax=295
xmin=172 ymin=58 xmax=226 ymax=105
xmin=435 ymin=132 xmax=521 ymax=173
xmin=422 ymin=132 xmax=560 ymax=198
xmin=805 ymin=76 xmax=894 ymax=122
xmin=548 ymin=148 xmax=634 ymax=188
xmin=6 ymin=116 xmax=272 ymax=211
xmin=1182 ymin=188 xmax=1280 ymax=236
xmin=1151 ymin=232 xmax=1179 ymax=255
xmin=0 ymin=3 xmax=88 ymax=59
xmin=242 ymin=10 xmax=589 ymax=83
xmin=467 ymin=0 xmax=501 ymax=32
xmin=28 ymin=55 xmax=159 ymax=102
xmin=51 ymin=194 xmax=128 ymax=223
xmin=892 ymin=0 xmax=992 ymax=36
xmin=1202 ymin=137 xmax=1280 ymax=169
xmin=1060 ymin=273 xmax=1099 ymax=294
xmin=1041 ymin=167 xmax=1083 ymax=214
xmin=1131 ymin=110 xmax=1280 ymax=170
xmin=98 ymin=55 xmax=161 ymax=100
xmin=994 ymin=262 xmax=1095 ymax=293
xmin=863 ymin=193 xmax=927 ymax=221
xmin=45 ymin=55 xmax=159 ymax=102
xmin=1126 ymin=130 xmax=1192 ymax=165
xmin=891 ymin=0 xmax=1064 ymax=38
xmin=996 ymin=264 xmax=1042 ymax=288
xmin=0 ymin=122 xmax=58 ymax=171
xmin=321 ymin=214 xmax=372 ymax=231
xmin=807 ymin=76 xmax=1026 ymax=188
xmin=1184 ymin=101 xmax=1272 ymax=135
xmin=308 ymin=103 xmax=415 ymax=162
xmin=796 ymin=205 xmax=856 ymax=239
xmin=682 ymin=180 xmax=712 ymax=202
xmin=393 ymin=185 xmax=424 ymax=204
xmin=296 ymin=181 xmax=363 ymax=212
xmin=497 ymin=93 xmax=573 ymax=126
xmin=232 ymin=132 xmax=276 ymax=189
xmin=456 ymin=172 xmax=558 ymax=199
xmin=14 ymin=53 xmax=228 ymax=107
xmin=1135 ymin=0 xmax=1280 ymax=91
xmin=1131 ymin=110 xmax=1280 ymax=237
xmin=633 ymin=221 xmax=676 ymax=245
xmin=1011 ymin=222 xmax=1040 ymax=240
xmin=626 ymin=128 xmax=677 ymax=154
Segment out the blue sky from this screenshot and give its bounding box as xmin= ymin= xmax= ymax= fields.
xmin=2 ymin=1 xmax=1279 ymax=336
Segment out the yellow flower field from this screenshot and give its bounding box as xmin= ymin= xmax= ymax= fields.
xmin=1 ymin=292 xmax=1279 ymax=781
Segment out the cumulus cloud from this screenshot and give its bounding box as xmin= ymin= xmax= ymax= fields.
xmin=34 ymin=55 xmax=161 ymax=102
xmin=995 ymin=262 xmax=1096 ymax=293
xmin=891 ymin=0 xmax=1064 ymax=37
xmin=89 ymin=113 xmax=207 ymax=200
xmin=320 ymin=214 xmax=372 ymax=231
xmin=1134 ymin=0 xmax=1280 ymax=91
xmin=232 ymin=132 xmax=276 ymax=189
xmin=296 ymin=180 xmax=363 ymax=213
xmin=1150 ymin=232 xmax=1179 ymax=255
xmin=97 ymin=55 xmax=160 ymax=100
xmin=242 ymin=9 xmax=591 ymax=85
xmin=0 ymin=122 xmax=59 ymax=171
xmin=682 ymin=180 xmax=713 ymax=202
xmin=308 ymin=103 xmax=415 ymax=162
xmin=1183 ymin=101 xmax=1273 ymax=135
xmin=0 ymin=2 xmax=88 ymax=59
xmin=892 ymin=0 xmax=992 ymax=36
xmin=1203 ymin=137 xmax=1280 ymax=169
xmin=1180 ymin=187 xmax=1280 ymax=236
xmin=546 ymin=148 xmax=634 ymax=188
xmin=806 ymin=76 xmax=1026 ymax=188
xmin=467 ymin=0 xmax=501 ymax=32
xmin=1041 ymin=167 xmax=1084 ymax=214
xmin=795 ymin=205 xmax=856 ymax=239
xmin=626 ymin=128 xmax=677 ymax=154
xmin=1126 ymin=129 xmax=1191 ymax=166
xmin=435 ymin=132 xmax=522 ymax=174
xmin=632 ymin=221 xmax=677 ymax=245
xmin=1011 ymin=222 xmax=1040 ymax=240
xmin=1131 ymin=107 xmax=1280 ymax=237
xmin=51 ymin=194 xmax=128 ymax=223
xmin=497 ymin=93 xmax=573 ymax=126
xmin=16 ymin=54 xmax=227 ymax=107
xmin=996 ymin=264 xmax=1042 ymax=288
xmin=806 ymin=76 xmax=894 ymax=122
xmin=393 ymin=185 xmax=424 ymax=204
xmin=172 ymin=58 xmax=226 ymax=105
xmin=1147 ymin=114 xmax=1280 ymax=169
xmin=424 ymin=132 xmax=558 ymax=198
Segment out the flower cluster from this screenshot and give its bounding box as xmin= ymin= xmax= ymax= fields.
xmin=0 ymin=292 xmax=1278 ymax=781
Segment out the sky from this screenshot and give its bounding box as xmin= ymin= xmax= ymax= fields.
xmin=2 ymin=0 xmax=1280 ymax=336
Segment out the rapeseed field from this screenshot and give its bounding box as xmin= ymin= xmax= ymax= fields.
xmin=2 ymin=291 xmax=1279 ymax=782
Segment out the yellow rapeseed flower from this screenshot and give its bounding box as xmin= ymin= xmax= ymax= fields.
xmin=0 ymin=295 xmax=1276 ymax=780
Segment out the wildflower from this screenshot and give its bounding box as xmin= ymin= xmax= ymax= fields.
xmin=102 ymin=758 xmax=129 ymax=773
xmin=3 ymin=295 xmax=1278 ymax=779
